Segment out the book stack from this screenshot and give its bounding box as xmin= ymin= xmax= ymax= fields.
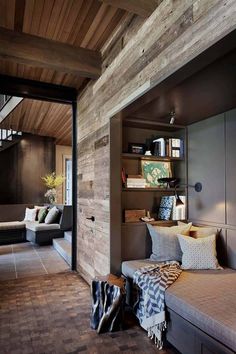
xmin=126 ymin=175 xmax=146 ymax=188
xmin=152 ymin=137 xmax=184 ymax=158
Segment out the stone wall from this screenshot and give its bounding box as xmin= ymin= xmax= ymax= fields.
xmin=77 ymin=0 xmax=236 ymax=282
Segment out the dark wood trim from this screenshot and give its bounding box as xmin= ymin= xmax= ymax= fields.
xmin=71 ymin=101 xmax=77 ymax=271
xmin=99 ymin=0 xmax=160 ymax=17
xmin=0 ymin=76 xmax=77 ymax=272
xmin=0 ymin=75 xmax=78 ymax=104
xmin=0 ymin=27 xmax=101 ymax=79
xmin=14 ymin=0 xmax=26 ymax=32
xmin=110 ymin=113 xmax=122 ymax=274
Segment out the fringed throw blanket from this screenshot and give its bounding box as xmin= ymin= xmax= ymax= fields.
xmin=133 ymin=262 xmax=182 ymax=349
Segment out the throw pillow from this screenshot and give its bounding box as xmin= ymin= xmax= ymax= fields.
xmin=177 ymin=234 xmax=222 ymax=270
xmin=38 ymin=208 xmax=48 ymax=223
xmin=44 ymin=206 xmax=60 ymax=224
xmin=147 ymin=223 xmax=192 ymax=262
xmin=34 ymin=205 xmax=46 ymax=220
xmin=24 ymin=208 xmax=37 ymax=222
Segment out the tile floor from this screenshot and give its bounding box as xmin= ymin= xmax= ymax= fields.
xmin=0 ymin=242 xmax=70 ymax=281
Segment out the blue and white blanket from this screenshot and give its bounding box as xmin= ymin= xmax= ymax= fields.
xmin=133 ymin=261 xmax=182 ymax=349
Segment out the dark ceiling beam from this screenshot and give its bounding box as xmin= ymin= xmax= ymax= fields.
xmin=99 ymin=0 xmax=161 ymax=17
xmin=14 ymin=0 xmax=26 ymax=32
xmin=0 ymin=75 xmax=78 ymax=104
xmin=0 ymin=27 xmax=101 ymax=79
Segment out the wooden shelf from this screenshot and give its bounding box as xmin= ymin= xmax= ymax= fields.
xmin=122 ymin=153 xmax=184 ymax=161
xmin=122 ymin=187 xmax=185 ymax=192
xmin=122 ymin=220 xmax=177 ymax=226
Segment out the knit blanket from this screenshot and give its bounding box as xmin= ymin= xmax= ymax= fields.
xmin=133 ymin=262 xmax=182 ymax=349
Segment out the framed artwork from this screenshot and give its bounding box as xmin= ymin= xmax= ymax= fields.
xmin=141 ymin=159 xmax=172 ymax=188
xmin=128 ymin=143 xmax=146 ymax=155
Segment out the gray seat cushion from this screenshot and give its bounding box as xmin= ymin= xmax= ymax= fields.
xmin=122 ymin=259 xmax=158 ymax=278
xmin=0 ymin=221 xmax=26 ymax=230
xmin=165 ymin=268 xmax=236 ymax=351
xmin=25 ymin=221 xmax=60 ymax=232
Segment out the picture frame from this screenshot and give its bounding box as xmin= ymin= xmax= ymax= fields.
xmin=141 ymin=159 xmax=172 ymax=188
xmin=128 ymin=143 xmax=146 ymax=155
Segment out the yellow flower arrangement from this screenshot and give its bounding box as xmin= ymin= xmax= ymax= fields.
xmin=41 ymin=172 xmax=65 ymax=204
xmin=41 ymin=172 xmax=65 ymax=189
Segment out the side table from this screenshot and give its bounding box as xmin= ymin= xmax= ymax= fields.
xmin=91 ymin=274 xmax=126 ymax=334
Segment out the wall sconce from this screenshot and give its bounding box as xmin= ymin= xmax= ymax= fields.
xmin=175 ymin=182 xmax=202 ymax=207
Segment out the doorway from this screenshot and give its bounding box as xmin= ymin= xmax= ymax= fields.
xmin=0 ymin=78 xmax=77 ymax=279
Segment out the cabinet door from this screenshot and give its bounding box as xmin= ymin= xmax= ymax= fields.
xmin=195 ymin=329 xmax=234 ymax=354
xmin=226 ymin=109 xmax=236 ymax=226
xmin=188 ymin=114 xmax=225 ymax=224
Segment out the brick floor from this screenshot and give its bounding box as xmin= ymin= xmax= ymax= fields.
xmin=0 ymin=272 xmax=179 ymax=354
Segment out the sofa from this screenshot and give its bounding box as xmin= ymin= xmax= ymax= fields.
xmin=0 ymin=205 xmax=72 ymax=246
xmin=121 ymin=224 xmax=236 ymax=354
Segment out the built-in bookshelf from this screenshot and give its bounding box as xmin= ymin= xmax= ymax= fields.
xmin=110 ymin=116 xmax=188 ymax=271
xmin=121 ymin=121 xmax=187 ymax=224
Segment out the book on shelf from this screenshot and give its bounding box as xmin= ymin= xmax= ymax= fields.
xmin=172 ymin=195 xmax=186 ymax=220
xmin=126 ymin=175 xmax=146 ymax=188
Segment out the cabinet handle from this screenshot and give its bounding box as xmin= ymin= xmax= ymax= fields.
xmin=86 ymin=216 xmax=95 ymax=222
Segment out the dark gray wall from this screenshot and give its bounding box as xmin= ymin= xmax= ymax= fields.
xmin=188 ymin=108 xmax=236 ymax=268
xmin=0 ymin=134 xmax=55 ymax=204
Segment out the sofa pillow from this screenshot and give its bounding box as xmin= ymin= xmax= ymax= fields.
xmin=38 ymin=208 xmax=48 ymax=223
xmin=24 ymin=208 xmax=37 ymax=222
xmin=34 ymin=205 xmax=45 ymax=220
xmin=177 ymin=234 xmax=221 ymax=270
xmin=147 ymin=223 xmax=192 ymax=262
xmin=177 ymin=221 xmax=217 ymax=238
xmin=154 ymin=223 xmax=192 ymax=236
xmin=44 ymin=206 xmax=60 ymax=224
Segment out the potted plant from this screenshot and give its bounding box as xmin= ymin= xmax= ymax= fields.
xmin=41 ymin=172 xmax=65 ymax=204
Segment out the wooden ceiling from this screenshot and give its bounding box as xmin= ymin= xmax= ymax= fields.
xmin=0 ymin=99 xmax=72 ymax=146
xmin=0 ymin=0 xmax=141 ymax=146
xmin=0 ymin=0 xmax=130 ymax=88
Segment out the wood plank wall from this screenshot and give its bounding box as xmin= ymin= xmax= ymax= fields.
xmin=77 ymin=0 xmax=236 ymax=282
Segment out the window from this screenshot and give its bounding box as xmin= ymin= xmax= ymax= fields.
xmin=65 ymin=158 xmax=72 ymax=205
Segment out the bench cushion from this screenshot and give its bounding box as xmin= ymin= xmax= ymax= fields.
xmin=0 ymin=221 xmax=26 ymax=230
xmin=25 ymin=221 xmax=60 ymax=232
xmin=165 ymin=268 xmax=236 ymax=352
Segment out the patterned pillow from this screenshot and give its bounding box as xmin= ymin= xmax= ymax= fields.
xmin=177 ymin=234 xmax=222 ymax=270
xmin=147 ymin=223 xmax=192 ymax=262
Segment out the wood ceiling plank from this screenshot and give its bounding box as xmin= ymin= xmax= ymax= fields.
xmin=91 ymin=8 xmax=126 ymax=50
xmin=30 ymin=0 xmax=45 ymax=36
xmin=0 ymin=27 xmax=102 ymax=79
xmin=23 ymin=0 xmax=35 ymax=33
xmin=73 ymin=0 xmax=102 ymax=47
xmin=99 ymin=0 xmax=161 ymax=17
xmin=38 ymin=0 xmax=55 ymax=38
xmin=80 ymin=3 xmax=112 ymax=48
xmin=68 ymin=0 xmax=94 ymax=45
